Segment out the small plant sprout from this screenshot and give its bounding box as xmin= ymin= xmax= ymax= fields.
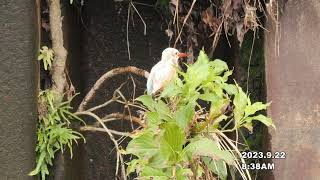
xmin=38 ymin=46 xmax=54 ymax=70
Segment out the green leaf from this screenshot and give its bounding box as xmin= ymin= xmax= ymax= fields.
xmin=244 ymin=102 xmax=271 ymax=118
xmin=209 ymin=98 xmax=229 ymax=120
xmin=174 ymin=103 xmax=194 ymax=129
xmin=233 ymin=84 xmax=248 ymax=122
xmin=162 ymin=123 xmax=185 ymax=152
xmin=176 ymin=168 xmax=193 ymax=180
xmin=29 ymin=151 xmax=47 ymax=176
xmin=222 ymin=83 xmax=237 ymax=95
xmin=156 ymin=100 xmax=171 ymax=118
xmin=184 ymin=137 xmax=234 ymax=165
xmin=222 ymin=69 xmax=233 ymax=82
xmin=126 ymin=130 xmax=159 ymax=158
xmin=197 ymin=50 xmax=210 ymax=64
xmin=126 ymin=159 xmax=141 ymax=175
xmin=243 ymin=115 xmax=275 ymax=129
xmin=140 ymin=166 xmax=169 ymax=179
xmin=148 ymin=140 xmax=172 ymax=168
xmin=136 ymin=95 xmax=155 ymax=111
xmin=199 ymin=92 xmax=220 ymax=102
xmin=209 ymin=59 xmax=228 ymax=75
xmin=202 ymin=157 xmax=227 ymax=180
xmin=146 ymin=112 xmax=161 ymax=127
xmin=161 ymin=79 xmax=181 ymax=98
xmin=242 ymin=122 xmax=253 ymax=133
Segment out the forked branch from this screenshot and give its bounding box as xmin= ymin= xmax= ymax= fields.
xmin=77 ymin=66 xmax=149 ymax=111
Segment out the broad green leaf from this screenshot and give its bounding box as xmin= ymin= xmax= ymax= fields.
xmin=126 ymin=130 xmax=159 ymax=158
xmin=185 ymin=137 xmax=234 ymax=165
xmin=126 ymin=159 xmax=142 ymax=175
xmin=242 ymin=122 xmax=253 ymax=133
xmin=146 ymin=112 xmax=161 ymax=127
xmin=162 ymin=123 xmax=185 ymax=152
xmin=148 ymin=139 xmax=172 ymax=168
xmin=212 ymin=114 xmax=228 ymax=127
xmin=136 ymin=95 xmax=155 ymax=111
xmin=244 ymin=102 xmax=271 ymax=118
xmin=156 ymin=100 xmax=171 ymax=117
xmin=149 ymin=123 xmax=185 ymax=168
xmin=174 ymin=103 xmax=194 ymax=129
xmin=222 ymin=83 xmax=237 ymax=95
xmin=161 ymin=80 xmax=181 ymax=98
xmin=196 ymin=50 xmax=210 ymax=64
xmin=209 ymin=98 xmax=229 ymax=120
xmin=209 ymin=59 xmax=228 ymax=75
xmin=176 ymin=168 xmax=193 ymax=180
xmin=243 ymin=115 xmax=275 ymax=129
xmin=222 ymin=69 xmax=233 ymax=82
xmin=202 ymin=157 xmax=227 ymax=180
xmin=199 ymin=92 xmax=220 ymax=102
xmin=233 ymin=84 xmax=248 ymax=122
xmin=140 ymin=166 xmax=169 ymax=179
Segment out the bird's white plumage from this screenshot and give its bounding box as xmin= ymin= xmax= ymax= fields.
xmin=147 ymin=48 xmax=180 ymax=95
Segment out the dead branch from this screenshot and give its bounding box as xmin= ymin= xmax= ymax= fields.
xmin=77 ymin=66 xmax=149 ymax=112
xmin=49 ymin=0 xmax=67 ymax=95
xmin=92 ymin=112 xmax=146 ymax=128
xmin=80 ymin=126 xmax=130 ymax=137
xmin=174 ymin=0 xmax=197 ymax=47
xmin=75 ymin=111 xmax=127 ymax=180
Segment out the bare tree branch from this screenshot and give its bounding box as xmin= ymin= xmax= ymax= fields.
xmin=75 ymin=111 xmax=127 ymax=180
xmin=80 ymin=126 xmax=130 ymax=137
xmin=77 ymin=66 xmax=149 ymax=112
xmin=93 ymin=112 xmax=146 ymax=128
xmin=49 ymin=0 xmax=67 ymax=95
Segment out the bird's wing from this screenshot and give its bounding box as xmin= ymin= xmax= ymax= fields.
xmin=146 ymin=70 xmax=154 ymax=95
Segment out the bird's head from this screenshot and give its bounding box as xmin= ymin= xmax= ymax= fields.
xmin=161 ymin=48 xmax=188 ymax=65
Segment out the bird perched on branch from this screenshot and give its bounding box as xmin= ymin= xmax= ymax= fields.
xmin=147 ymin=48 xmax=188 ymax=95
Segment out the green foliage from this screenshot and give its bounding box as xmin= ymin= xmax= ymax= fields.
xmin=38 ymin=46 xmax=54 ymax=70
xmin=124 ymin=50 xmax=274 ymax=179
xmin=29 ymin=90 xmax=85 ymax=180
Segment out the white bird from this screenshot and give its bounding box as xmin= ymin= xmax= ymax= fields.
xmin=147 ymin=48 xmax=188 ymax=95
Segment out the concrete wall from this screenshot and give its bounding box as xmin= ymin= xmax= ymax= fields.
xmin=0 ymin=0 xmax=39 ymax=179
xmin=264 ymin=0 xmax=320 ymax=179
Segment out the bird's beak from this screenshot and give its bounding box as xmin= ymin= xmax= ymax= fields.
xmin=177 ymin=53 xmax=189 ymax=58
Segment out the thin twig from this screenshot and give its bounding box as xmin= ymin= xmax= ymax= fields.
xmin=131 ymin=1 xmax=147 ymax=35
xmin=75 ymin=111 xmax=127 ymax=180
xmin=246 ymin=30 xmax=256 ymax=94
xmin=94 ymin=112 xmax=146 ymax=128
xmin=86 ymin=98 xmax=117 ymax=112
xmin=129 ymin=75 xmax=136 ymax=103
xmin=173 ymin=0 xmax=197 ymax=47
xmin=77 ymin=66 xmax=149 ymax=111
xmin=116 ymin=100 xmax=148 ymax=111
xmin=80 ymin=126 xmax=130 ymax=137
xmin=127 ymin=4 xmax=131 ymax=60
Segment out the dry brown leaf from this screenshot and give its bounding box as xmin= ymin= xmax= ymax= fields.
xmin=201 ymin=7 xmax=221 ymax=32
